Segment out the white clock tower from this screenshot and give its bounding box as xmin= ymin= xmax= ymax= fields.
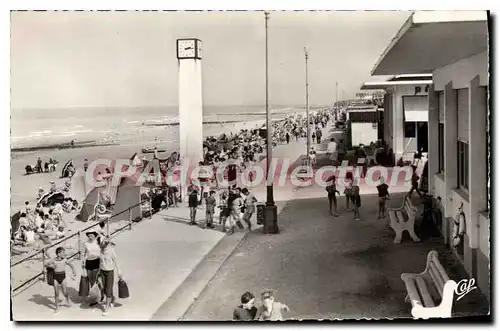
xmin=177 ymin=38 xmax=203 ymax=196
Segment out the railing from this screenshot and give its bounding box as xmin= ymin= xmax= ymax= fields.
xmin=11 ymin=198 xmax=152 ymax=294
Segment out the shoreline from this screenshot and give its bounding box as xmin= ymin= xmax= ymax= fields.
xmin=10 ymin=116 xmax=294 ymax=155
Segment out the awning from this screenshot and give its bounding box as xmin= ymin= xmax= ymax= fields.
xmin=361 ymin=79 xmax=433 ymax=90
xmin=405 ymin=110 xmax=428 ymax=122
xmin=404 ymin=95 xmax=428 ymax=122
xmin=371 ymin=11 xmax=488 ymax=75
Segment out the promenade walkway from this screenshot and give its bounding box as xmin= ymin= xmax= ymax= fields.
xmin=182 ymin=193 xmax=489 ymax=320
xmin=12 ymin=118 xmax=436 ymax=321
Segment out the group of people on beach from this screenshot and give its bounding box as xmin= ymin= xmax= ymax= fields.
xmin=25 ymin=157 xmax=59 ymax=175
xmin=11 ymin=192 xmax=72 ymax=253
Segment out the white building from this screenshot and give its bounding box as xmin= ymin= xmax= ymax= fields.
xmin=345 ymin=104 xmax=382 ymax=147
xmin=361 ymin=74 xmax=433 ymax=161
xmin=370 ymin=11 xmax=489 ymax=300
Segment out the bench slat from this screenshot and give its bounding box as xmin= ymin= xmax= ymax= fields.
xmin=429 ymin=262 xmax=445 ymax=298
xmin=416 ymin=276 xmax=435 ymax=307
xmin=402 ymin=276 xmax=421 ymax=306
xmin=396 ymin=210 xmax=405 ymax=223
xmin=430 ymin=255 xmax=450 ymax=283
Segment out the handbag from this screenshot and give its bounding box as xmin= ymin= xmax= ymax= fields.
xmin=118 ymin=278 xmax=130 ymax=299
xmin=78 ymin=274 xmax=90 ymax=297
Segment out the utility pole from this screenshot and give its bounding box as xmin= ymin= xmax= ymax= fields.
xmin=304 ymin=46 xmax=310 ymax=158
xmin=263 ymin=11 xmax=278 ymax=234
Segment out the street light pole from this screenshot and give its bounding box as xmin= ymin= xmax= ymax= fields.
xmin=304 ymin=46 xmax=310 ymax=157
xmin=263 ymin=11 xmax=278 ymax=234
xmin=336 ymin=81 xmax=339 ymax=109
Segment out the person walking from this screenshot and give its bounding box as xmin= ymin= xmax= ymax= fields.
xmin=242 ymin=188 xmax=257 ymax=231
xmin=99 ymin=239 xmax=123 ymax=316
xmin=316 ymin=127 xmax=322 ymax=144
xmin=351 ymin=179 xmax=361 ymax=221
xmin=204 ymin=190 xmax=216 ymax=229
xmin=344 ymin=172 xmax=353 ymax=212
xmin=81 ymin=231 xmax=104 ymax=306
xmin=408 ymin=165 xmax=423 ymax=198
xmin=188 ymin=186 xmax=199 ymax=226
xmin=376 ymin=177 xmax=390 ymax=219
xmin=219 ymin=190 xmax=231 ymax=233
xmin=285 ymin=131 xmax=290 ymax=144
xmin=46 ymin=247 xmax=77 ymax=314
xmin=326 ymin=175 xmax=340 ymax=216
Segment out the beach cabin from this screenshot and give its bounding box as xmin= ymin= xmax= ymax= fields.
xmin=361 ymin=74 xmax=433 ymax=163
xmin=345 ymin=104 xmax=383 ymax=148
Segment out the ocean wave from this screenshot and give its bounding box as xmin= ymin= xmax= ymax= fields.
xmin=31 ymin=130 xmax=53 ymax=134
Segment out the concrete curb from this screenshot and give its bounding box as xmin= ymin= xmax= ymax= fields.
xmin=150 ymin=226 xmax=256 ymax=321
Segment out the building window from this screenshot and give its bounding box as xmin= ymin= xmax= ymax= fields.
xmin=438 ymin=123 xmax=444 ymax=173
xmin=404 ymin=122 xmax=416 ymax=138
xmin=457 ymin=141 xmax=469 ymax=190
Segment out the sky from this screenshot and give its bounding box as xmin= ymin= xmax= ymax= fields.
xmin=10 ymin=11 xmax=410 ymax=109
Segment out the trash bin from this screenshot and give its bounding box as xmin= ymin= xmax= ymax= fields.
xmin=256 ymin=204 xmax=265 ymax=225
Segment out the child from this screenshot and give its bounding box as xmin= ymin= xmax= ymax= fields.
xmin=188 ymin=186 xmax=199 ymax=226
xmin=255 ymin=290 xmax=290 ymax=321
xmin=219 ymin=191 xmax=231 ymax=233
xmin=351 ymin=179 xmax=361 ymax=221
xmin=344 ymin=172 xmax=353 ymax=211
xmin=205 ymin=190 xmax=216 ymax=229
xmin=47 ymin=247 xmax=76 ymax=313
xmin=233 ymin=291 xmax=257 ymax=321
xmin=376 ymin=177 xmax=390 ymax=219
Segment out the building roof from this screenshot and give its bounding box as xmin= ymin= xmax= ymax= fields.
xmin=361 ymin=79 xmax=433 ymax=91
xmin=371 ymin=11 xmax=488 ymax=75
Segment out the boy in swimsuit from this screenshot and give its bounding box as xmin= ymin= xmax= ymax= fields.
xmin=49 ymin=247 xmax=76 ymax=313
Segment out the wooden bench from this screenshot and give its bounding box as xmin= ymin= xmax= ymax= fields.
xmin=387 ymin=196 xmax=420 ymax=244
xmin=401 ymin=250 xmax=458 ymax=319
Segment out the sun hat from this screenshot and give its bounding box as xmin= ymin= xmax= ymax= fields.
xmin=86 ymin=231 xmax=99 ymax=238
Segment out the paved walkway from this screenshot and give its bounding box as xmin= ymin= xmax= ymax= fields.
xmin=12 ymin=214 xmax=224 ymax=321
xmin=182 ymin=193 xmax=489 ymax=320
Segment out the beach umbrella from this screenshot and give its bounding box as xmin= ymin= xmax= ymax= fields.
xmin=38 ymin=191 xmax=65 ymax=207
xmin=61 ymin=160 xmax=74 ymax=178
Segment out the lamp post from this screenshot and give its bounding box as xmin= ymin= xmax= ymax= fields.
xmin=304 ymin=46 xmax=310 ymax=158
xmin=263 ymin=11 xmax=278 ymax=234
xmin=335 ymin=81 xmax=339 ymax=109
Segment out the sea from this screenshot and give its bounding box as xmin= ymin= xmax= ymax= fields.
xmin=11 ymin=105 xmax=324 ymax=151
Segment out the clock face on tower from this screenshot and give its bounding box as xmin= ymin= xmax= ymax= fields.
xmin=177 ymin=39 xmax=202 ymax=60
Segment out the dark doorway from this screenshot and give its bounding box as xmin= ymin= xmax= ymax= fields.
xmin=417 ymin=122 xmax=428 ymax=153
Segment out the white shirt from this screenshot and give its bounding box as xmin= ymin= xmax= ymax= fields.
xmin=327 ymin=141 xmax=338 ymax=153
